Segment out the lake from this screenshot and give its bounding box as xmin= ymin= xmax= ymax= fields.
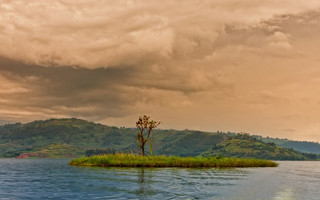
xmin=0 ymin=159 xmax=319 ymax=200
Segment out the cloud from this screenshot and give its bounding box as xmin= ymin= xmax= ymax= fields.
xmin=0 ymin=57 xmax=136 ymax=121
xmin=1 ymin=1 xmax=320 ymax=141
xmin=0 ymin=0 xmax=320 ymax=68
xmin=0 ymin=56 xmax=227 ymax=123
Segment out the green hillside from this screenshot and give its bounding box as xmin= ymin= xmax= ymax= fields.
xmin=201 ymin=134 xmax=316 ymax=160
xmin=0 ymin=118 xmax=137 ymax=157
xmin=156 ymin=131 xmax=227 ymax=156
xmin=0 ymin=118 xmax=318 ymax=160
xmin=253 ymin=135 xmax=320 ymax=154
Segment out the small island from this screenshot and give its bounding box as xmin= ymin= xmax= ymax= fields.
xmin=69 ymin=153 xmax=278 ymax=168
xmin=69 ymin=115 xmax=278 ymax=168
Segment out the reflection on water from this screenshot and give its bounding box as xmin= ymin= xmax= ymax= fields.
xmin=0 ymin=159 xmax=320 ymax=199
xmin=273 ymin=188 xmax=298 ymax=200
xmin=137 ymin=168 xmax=146 ymax=193
xmin=134 ymin=167 xmax=247 ymax=199
xmin=135 ymin=168 xmax=156 ymax=199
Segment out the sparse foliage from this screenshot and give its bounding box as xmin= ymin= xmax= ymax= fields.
xmin=136 ymin=115 xmax=160 ymax=156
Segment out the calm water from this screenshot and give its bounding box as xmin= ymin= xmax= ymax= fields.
xmin=0 ymin=159 xmax=319 ymax=200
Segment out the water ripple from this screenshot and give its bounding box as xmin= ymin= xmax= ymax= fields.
xmin=0 ymin=159 xmax=320 ymax=199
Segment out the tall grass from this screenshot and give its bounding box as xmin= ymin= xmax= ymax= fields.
xmin=69 ymin=153 xmax=278 ymax=168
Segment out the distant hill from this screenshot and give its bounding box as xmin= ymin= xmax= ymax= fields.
xmin=0 ymin=118 xmax=318 ymax=160
xmin=201 ymin=134 xmax=317 ymax=160
xmin=253 ymin=135 xmax=320 ymax=154
xmin=0 ymin=118 xmax=137 ymax=157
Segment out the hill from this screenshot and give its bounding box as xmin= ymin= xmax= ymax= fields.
xmin=0 ymin=118 xmax=318 ymax=160
xmin=0 ymin=118 xmax=226 ymax=158
xmin=253 ymin=135 xmax=320 ymax=154
xmin=201 ymin=134 xmax=317 ymax=160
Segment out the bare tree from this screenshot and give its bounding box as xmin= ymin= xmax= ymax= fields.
xmin=136 ymin=115 xmax=160 ymax=156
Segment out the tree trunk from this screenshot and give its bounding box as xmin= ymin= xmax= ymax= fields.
xmin=141 ymin=143 xmax=145 ymax=156
xmin=150 ymin=138 xmax=153 ymax=157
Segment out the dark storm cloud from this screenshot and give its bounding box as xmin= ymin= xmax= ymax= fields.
xmin=0 ymin=57 xmax=138 ymax=120
xmin=0 ymin=56 xmax=223 ymax=121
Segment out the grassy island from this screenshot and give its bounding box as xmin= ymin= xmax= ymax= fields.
xmin=69 ymin=153 xmax=278 ymax=168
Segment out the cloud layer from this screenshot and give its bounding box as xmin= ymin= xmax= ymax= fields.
xmin=1 ymin=0 xmax=320 ymax=68
xmin=1 ymin=1 xmax=320 ymax=141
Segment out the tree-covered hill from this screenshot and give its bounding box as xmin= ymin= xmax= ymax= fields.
xmin=253 ymin=135 xmax=320 ymax=154
xmin=201 ymin=134 xmax=318 ymax=160
xmin=0 ymin=118 xmax=137 ymax=157
xmin=0 ymin=118 xmax=318 ymax=160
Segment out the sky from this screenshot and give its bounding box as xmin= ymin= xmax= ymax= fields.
xmin=1 ymin=0 xmax=320 ymax=141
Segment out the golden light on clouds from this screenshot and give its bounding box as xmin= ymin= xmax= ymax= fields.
xmin=1 ymin=0 xmax=320 ymax=141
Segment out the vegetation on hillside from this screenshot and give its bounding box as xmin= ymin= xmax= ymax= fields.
xmin=0 ymin=118 xmax=224 ymax=158
xmin=85 ymin=148 xmax=115 ymax=157
xmin=201 ymin=134 xmax=319 ymax=160
xmin=69 ymin=153 xmax=278 ymax=168
xmin=0 ymin=118 xmax=137 ymax=157
xmin=0 ymin=118 xmax=319 ymax=160
xmin=253 ymin=135 xmax=320 ymax=154
xmin=30 ymin=144 xmax=83 ymax=158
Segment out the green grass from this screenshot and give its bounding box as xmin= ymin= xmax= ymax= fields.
xmin=69 ymin=153 xmax=278 ymax=168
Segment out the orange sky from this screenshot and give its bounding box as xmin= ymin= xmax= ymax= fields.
xmin=1 ymin=1 xmax=320 ymax=141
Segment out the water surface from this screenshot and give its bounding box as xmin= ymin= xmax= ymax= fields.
xmin=0 ymin=159 xmax=319 ymax=199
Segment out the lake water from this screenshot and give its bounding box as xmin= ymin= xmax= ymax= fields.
xmin=0 ymin=159 xmax=319 ymax=200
